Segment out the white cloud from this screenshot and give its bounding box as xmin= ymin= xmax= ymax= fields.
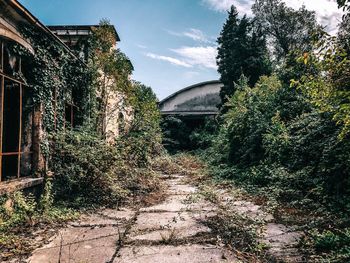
xmin=167 ymin=28 xmax=214 ymax=43
xmin=283 ymin=0 xmax=343 ymax=34
xmin=183 ymin=28 xmax=210 ymax=42
xmin=145 ymin=52 xmax=193 ymax=68
xmin=202 ymin=0 xmax=252 ymax=15
xmin=202 ymin=0 xmax=343 ymax=34
xmin=171 ymin=46 xmax=218 ymax=69
xmin=137 ymin=44 xmax=147 ymax=49
xmin=145 ymin=45 xmax=218 ymax=70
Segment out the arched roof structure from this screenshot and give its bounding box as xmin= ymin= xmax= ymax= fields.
xmin=159 ymin=80 xmax=222 ymax=116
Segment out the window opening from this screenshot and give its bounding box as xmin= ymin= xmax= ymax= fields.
xmin=0 ymin=38 xmax=33 ymax=181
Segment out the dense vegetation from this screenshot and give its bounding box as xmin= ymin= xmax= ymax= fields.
xmin=187 ymin=0 xmax=350 ymax=261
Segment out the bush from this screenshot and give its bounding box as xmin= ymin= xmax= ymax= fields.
xmin=50 ymin=128 xmax=163 ymax=207
xmin=304 ymin=228 xmax=350 ymax=262
xmin=50 ymin=130 xmax=125 ymax=206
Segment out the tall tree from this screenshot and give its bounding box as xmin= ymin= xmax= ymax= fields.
xmin=338 ymin=0 xmax=350 ymax=11
xmin=217 ymin=6 xmax=271 ymax=107
xmin=252 ymin=0 xmax=321 ymax=63
xmin=338 ymin=13 xmax=350 ymax=54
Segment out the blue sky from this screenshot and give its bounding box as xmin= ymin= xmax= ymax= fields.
xmin=18 ymin=0 xmax=343 ymax=100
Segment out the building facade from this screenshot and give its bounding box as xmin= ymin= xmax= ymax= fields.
xmin=0 ymin=0 xmax=132 ymax=194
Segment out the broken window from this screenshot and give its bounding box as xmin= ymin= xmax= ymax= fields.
xmin=0 ymin=38 xmax=33 ymax=181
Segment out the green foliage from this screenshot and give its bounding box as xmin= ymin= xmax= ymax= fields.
xmin=39 ymin=179 xmax=54 ymax=213
xmin=206 ymin=210 xmax=266 ymax=259
xmin=338 ymin=0 xmax=350 ymax=13
xmin=161 ymin=116 xmax=192 ymax=153
xmin=189 ymin=118 xmax=219 ymax=150
xmin=253 ymin=0 xmax=322 ymax=64
xmin=295 ymin=32 xmax=350 ymax=138
xmin=0 ymin=190 xmax=78 ymax=232
xmin=217 ymin=6 xmax=271 ymax=106
xmin=0 ymin=190 xmax=78 ymax=259
xmin=224 ymin=75 xmax=284 ymax=166
xmin=17 ymin=24 xmax=90 ymax=133
xmin=120 ymin=81 xmax=162 ymax=166
xmin=206 ymin=72 xmax=350 ymax=204
xmin=305 ymin=228 xmax=350 ymax=262
xmin=0 ymin=192 xmax=36 ymax=231
xmin=50 ymin=129 xmax=128 ymax=206
xmin=50 ymin=124 xmax=163 ymax=207
xmin=338 ymin=13 xmax=350 ymax=54
xmin=202 ymin=73 xmax=350 ymax=261
xmin=161 ymin=116 xmax=218 ymax=153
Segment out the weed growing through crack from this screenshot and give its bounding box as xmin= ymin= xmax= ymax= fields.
xmin=160 ymin=228 xmax=179 ymax=244
xmin=182 ymin=193 xmax=201 ymax=205
xmin=205 ymin=209 xmax=271 ymax=262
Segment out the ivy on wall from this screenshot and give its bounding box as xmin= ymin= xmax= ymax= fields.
xmin=12 ymin=24 xmax=90 ymax=134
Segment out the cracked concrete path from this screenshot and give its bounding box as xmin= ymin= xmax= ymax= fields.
xmin=27 ymin=174 xmax=236 ymax=263
xmin=27 ymin=208 xmax=136 ymax=263
xmin=218 ymin=191 xmax=303 ymax=262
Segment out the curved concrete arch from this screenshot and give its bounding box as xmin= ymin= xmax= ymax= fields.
xmin=159 ymin=80 xmax=222 ymax=116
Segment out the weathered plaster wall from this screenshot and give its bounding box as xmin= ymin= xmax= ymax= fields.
xmin=105 ymin=90 xmax=133 ymax=143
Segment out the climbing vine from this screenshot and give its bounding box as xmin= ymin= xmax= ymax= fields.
xmin=12 ymin=24 xmax=90 ymax=134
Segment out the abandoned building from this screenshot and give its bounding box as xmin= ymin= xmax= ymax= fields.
xmin=159 ymin=80 xmax=222 ymax=118
xmin=0 ymin=0 xmax=132 ymax=194
xmin=159 ymin=80 xmax=222 ymax=151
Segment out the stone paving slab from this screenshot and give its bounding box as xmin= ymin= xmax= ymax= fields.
xmin=28 ymin=226 xmax=123 ymax=263
xmin=217 ymin=189 xmax=303 ymax=261
xmin=140 ymin=195 xmax=189 ymax=212
xmin=264 ymin=223 xmax=302 ymax=245
xmin=168 ymin=184 xmax=197 ymax=195
xmin=98 ymin=208 xmax=135 ymax=220
xmin=69 ymin=214 xmax=123 ymax=227
xmin=129 ymin=221 xmax=211 ymax=242
xmin=131 ymin=211 xmax=194 ymax=231
xmin=28 ymin=173 xmax=238 ymax=263
xmin=140 ymin=194 xmax=216 ymax=213
xmin=261 ymin=223 xmax=303 ymax=262
xmin=69 ymin=208 xmax=135 ymax=227
xmin=114 ymin=245 xmax=237 ymax=263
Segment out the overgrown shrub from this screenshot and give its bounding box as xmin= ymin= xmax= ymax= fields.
xmin=50 ymin=128 xmax=163 ymax=207
xmin=0 ymin=190 xmax=78 ymax=260
xmin=161 ymin=115 xmax=219 ymax=153
xmin=50 ymin=130 xmax=125 ymax=206
xmin=125 ymin=81 xmax=163 ymax=166
xmin=161 ymin=116 xmax=192 ymax=153
xmin=301 ymin=228 xmax=350 ymax=262
xmin=197 ymin=71 xmax=350 ymax=260
xmin=203 ymin=73 xmax=350 ymax=208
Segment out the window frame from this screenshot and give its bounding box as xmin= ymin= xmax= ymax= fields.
xmin=0 ymin=38 xmax=32 ymax=182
